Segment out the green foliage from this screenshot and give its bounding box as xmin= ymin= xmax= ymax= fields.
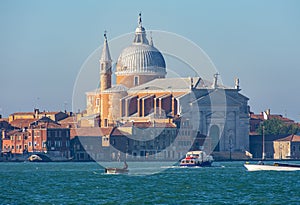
xmin=256 ymin=118 xmax=300 ymax=135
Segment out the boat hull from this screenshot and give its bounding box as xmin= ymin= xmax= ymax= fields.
xmin=180 ymin=161 xmax=212 ymax=167
xmin=105 ymin=168 xmax=129 ymax=174
xmin=244 ymin=163 xmax=300 ymax=171
xmin=179 ymin=150 xmax=214 ymax=167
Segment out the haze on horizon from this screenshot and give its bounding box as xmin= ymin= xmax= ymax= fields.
xmin=0 ymin=0 xmax=300 ymax=121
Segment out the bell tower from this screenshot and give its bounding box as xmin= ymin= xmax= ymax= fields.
xmin=100 ymin=31 xmax=112 ymax=91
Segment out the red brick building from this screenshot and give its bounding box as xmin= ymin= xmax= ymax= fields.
xmin=2 ymin=117 xmax=70 ymax=158
xmin=249 ymin=109 xmax=295 ymax=134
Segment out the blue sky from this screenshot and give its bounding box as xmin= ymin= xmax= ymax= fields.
xmin=0 ymin=0 xmax=300 ymax=121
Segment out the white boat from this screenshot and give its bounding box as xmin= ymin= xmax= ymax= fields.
xmin=104 ymin=161 xmax=129 ymax=174
xmin=244 ymin=162 xmax=300 ymax=171
xmin=28 ymin=154 xmax=43 ymax=162
xmin=180 ymin=151 xmax=213 ymax=167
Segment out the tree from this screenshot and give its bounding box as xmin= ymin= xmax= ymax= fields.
xmin=256 ymin=118 xmax=299 ymax=135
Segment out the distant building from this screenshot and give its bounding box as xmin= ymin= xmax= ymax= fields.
xmin=2 ymin=117 xmax=70 ymax=159
xmin=0 ymin=117 xmax=12 ymax=153
xmin=249 ymin=109 xmax=297 ymax=159
xmin=273 ymin=134 xmax=300 ymax=159
xmin=81 ymin=13 xmax=250 ymax=156
xmin=249 ymin=134 xmax=288 ymax=159
xmin=249 ymin=109 xmax=294 ymax=135
xmin=8 ymin=108 xmax=69 ymax=124
xmin=59 ymin=116 xmax=78 ymax=129
xmin=70 ymin=127 xmax=112 ymax=161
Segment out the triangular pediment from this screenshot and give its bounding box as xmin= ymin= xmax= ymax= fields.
xmin=192 ymin=89 xmax=243 ymax=106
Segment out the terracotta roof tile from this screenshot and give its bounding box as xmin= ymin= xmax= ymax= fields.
xmin=59 ymin=116 xmax=76 ymax=123
xmin=250 ymin=113 xmax=294 ymax=123
xmin=6 ymin=130 xmax=23 ymax=136
xmin=10 ymin=119 xmax=36 ymax=128
xmin=275 ymin=134 xmax=300 ymax=142
xmin=111 ymin=128 xmax=131 ymax=136
xmin=11 ymin=112 xmax=34 ymax=115
xmin=70 ymin=127 xmax=113 ymax=138
xmin=0 ymin=118 xmax=9 ymax=122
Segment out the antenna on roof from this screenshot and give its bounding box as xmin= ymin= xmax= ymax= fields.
xmin=104 ymin=30 xmax=107 ymax=40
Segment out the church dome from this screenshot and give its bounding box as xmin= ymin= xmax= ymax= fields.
xmin=115 ymin=14 xmax=166 ymax=76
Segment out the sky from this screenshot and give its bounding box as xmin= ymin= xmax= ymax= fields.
xmin=0 ymin=0 xmax=300 ymax=121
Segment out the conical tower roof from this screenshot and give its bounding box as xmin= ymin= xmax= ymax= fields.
xmin=100 ymin=32 xmax=112 ymax=62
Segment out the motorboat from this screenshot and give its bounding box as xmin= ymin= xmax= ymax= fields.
xmin=27 ymin=153 xmax=52 ymax=162
xmin=104 ymin=161 xmax=129 ymax=174
xmin=180 ymin=151 xmax=213 ymax=167
xmin=244 ymin=161 xmax=300 ymax=171
xmin=28 ymin=154 xmax=43 ymax=162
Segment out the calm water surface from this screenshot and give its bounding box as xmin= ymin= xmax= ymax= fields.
xmin=0 ymin=161 xmax=299 ymax=204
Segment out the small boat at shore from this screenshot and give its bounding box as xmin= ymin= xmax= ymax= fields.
xmin=28 ymin=154 xmax=44 ymax=162
xmin=244 ymin=161 xmax=300 ymax=171
xmin=104 ymin=161 xmax=129 ymax=174
xmin=180 ymin=151 xmax=213 ymax=167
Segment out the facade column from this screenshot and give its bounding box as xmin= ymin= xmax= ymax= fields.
xmin=235 ymin=110 xmax=239 ymax=150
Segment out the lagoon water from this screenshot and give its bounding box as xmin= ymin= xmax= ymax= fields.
xmin=1 ymin=161 xmax=299 ymax=204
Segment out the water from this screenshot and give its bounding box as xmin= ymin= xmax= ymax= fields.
xmin=1 ymin=161 xmax=299 ymax=204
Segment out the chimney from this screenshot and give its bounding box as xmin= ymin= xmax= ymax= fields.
xmin=234 ymin=77 xmax=240 ymax=90
xmin=34 ymin=108 xmax=39 ymax=118
xmin=190 ymin=77 xmax=194 ymax=89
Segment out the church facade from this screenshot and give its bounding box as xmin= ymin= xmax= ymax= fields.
xmin=83 ymin=14 xmax=250 ymax=154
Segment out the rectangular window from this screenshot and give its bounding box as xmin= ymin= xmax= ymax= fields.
xmin=134 ymin=76 xmax=139 ymax=86
xmin=96 ymin=98 xmax=100 ymax=106
xmin=55 ymin=141 xmax=61 ymax=147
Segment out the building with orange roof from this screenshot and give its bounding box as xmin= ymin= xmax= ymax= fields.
xmin=249 ymin=109 xmax=295 ymax=135
xmin=70 ymin=127 xmax=113 ymax=161
xmin=249 ymin=109 xmax=299 ymax=159
xmin=273 ymin=134 xmax=300 ymax=159
xmin=59 ymin=116 xmax=78 ymax=129
xmin=2 ymin=117 xmax=70 ymax=159
xmin=8 ymin=108 xmax=69 ymax=123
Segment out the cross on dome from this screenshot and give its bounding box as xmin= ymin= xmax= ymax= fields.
xmin=138 ymin=12 xmax=142 ymax=27
xmin=134 ymin=13 xmax=148 ymax=44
